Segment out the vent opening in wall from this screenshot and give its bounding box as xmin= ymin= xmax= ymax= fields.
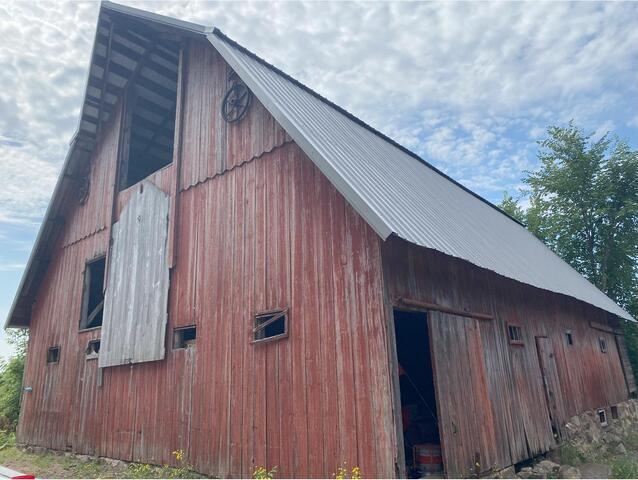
xmin=47 ymin=346 xmax=60 ymax=364
xmin=565 ymin=330 xmax=574 ymax=345
xmin=599 ymin=337 xmax=608 ymax=353
xmin=253 ymin=309 xmax=288 ymax=344
xmin=173 ymin=326 xmax=197 ymax=349
xmin=86 ymin=340 xmax=100 ymax=360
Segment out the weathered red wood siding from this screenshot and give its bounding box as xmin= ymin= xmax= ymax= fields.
xmin=18 ymin=39 xmax=397 ymax=479
xmin=382 ymin=237 xmax=630 ymax=477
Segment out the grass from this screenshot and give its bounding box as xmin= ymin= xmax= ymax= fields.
xmin=554 ymin=434 xmax=638 ymax=479
xmin=0 ymin=431 xmax=205 ymax=479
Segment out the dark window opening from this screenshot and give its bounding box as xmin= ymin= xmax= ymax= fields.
xmin=173 ymin=326 xmax=197 ymax=349
xmin=120 ymin=45 xmax=179 ymax=190
xmin=47 ymin=346 xmax=60 ymax=364
xmin=599 ymin=337 xmax=608 ymax=353
xmin=86 ymin=339 xmax=100 ymax=359
xmin=508 ymin=324 xmax=524 ymax=345
xmin=611 ymin=405 xmax=619 ymax=420
xmin=393 ymin=309 xmax=441 ymax=477
xmin=80 ymin=256 xmax=106 ymax=330
xmin=253 ymin=310 xmax=288 ymax=343
xmin=565 ymin=331 xmax=574 ymax=346
xmin=598 ymin=408 xmax=608 ymax=426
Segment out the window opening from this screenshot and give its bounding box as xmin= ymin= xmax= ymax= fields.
xmin=611 ymin=405 xmax=619 ymax=420
xmin=253 ymin=310 xmax=288 ymax=343
xmin=508 ymin=324 xmax=524 ymax=345
xmin=80 ymin=256 xmax=106 ymax=330
xmin=173 ymin=326 xmax=197 ymax=349
xmin=599 ymin=337 xmax=608 ymax=353
xmin=565 ymin=331 xmax=573 ymax=346
xmin=598 ymin=408 xmax=608 ymax=426
xmin=86 ymin=340 xmax=100 ymax=360
xmin=47 ymin=346 xmax=60 ymax=364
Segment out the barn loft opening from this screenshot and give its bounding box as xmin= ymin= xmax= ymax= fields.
xmin=393 ymin=309 xmax=440 ymax=477
xmin=79 ymin=256 xmax=106 ymax=330
xmin=119 ymin=38 xmax=180 ymax=190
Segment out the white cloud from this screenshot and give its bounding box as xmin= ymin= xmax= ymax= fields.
xmin=0 ymin=0 xmax=636 ymax=220
xmin=0 ymin=263 xmax=26 ymax=272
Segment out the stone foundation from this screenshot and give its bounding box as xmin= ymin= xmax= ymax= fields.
xmin=563 ymin=399 xmax=638 ymax=452
xmin=492 ymin=399 xmax=638 ymax=479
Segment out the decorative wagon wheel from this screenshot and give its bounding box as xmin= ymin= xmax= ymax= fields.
xmin=221 ymin=82 xmax=252 ymax=123
xmin=76 ymin=162 xmax=91 ymax=205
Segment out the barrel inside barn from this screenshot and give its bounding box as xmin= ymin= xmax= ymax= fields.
xmin=413 ymin=443 xmax=443 ymax=474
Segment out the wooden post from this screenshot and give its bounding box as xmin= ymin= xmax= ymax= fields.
xmin=168 ymin=44 xmax=187 ymax=268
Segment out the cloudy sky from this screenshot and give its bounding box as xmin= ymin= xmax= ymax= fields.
xmin=0 ymin=1 xmax=636 ymax=358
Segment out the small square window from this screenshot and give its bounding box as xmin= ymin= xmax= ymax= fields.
xmin=599 ymin=337 xmax=607 ymax=353
xmin=253 ymin=309 xmax=288 ymax=344
xmin=598 ymin=408 xmax=608 ymax=426
xmin=565 ymin=331 xmax=574 ymax=346
xmin=507 ymin=324 xmax=523 ymax=346
xmin=174 ymin=326 xmax=197 ymax=349
xmin=47 ymin=346 xmax=60 ymax=364
xmin=86 ymin=340 xmax=100 ymax=360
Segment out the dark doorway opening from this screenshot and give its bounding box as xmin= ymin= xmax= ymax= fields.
xmin=393 ymin=309 xmax=440 ymax=476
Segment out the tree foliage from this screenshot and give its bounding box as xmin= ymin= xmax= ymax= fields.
xmin=0 ymin=330 xmax=28 ymax=429
xmin=499 ymin=122 xmax=638 ymax=373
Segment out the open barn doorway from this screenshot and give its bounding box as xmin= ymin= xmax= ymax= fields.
xmin=393 ymin=309 xmax=441 ymax=477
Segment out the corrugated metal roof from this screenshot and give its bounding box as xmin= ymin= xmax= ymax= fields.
xmin=208 ymin=31 xmax=633 ymax=321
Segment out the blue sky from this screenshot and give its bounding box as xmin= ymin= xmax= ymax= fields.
xmin=0 ymin=1 xmax=637 ymax=359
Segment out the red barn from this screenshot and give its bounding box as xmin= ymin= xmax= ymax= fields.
xmin=6 ymin=3 xmax=635 ymax=477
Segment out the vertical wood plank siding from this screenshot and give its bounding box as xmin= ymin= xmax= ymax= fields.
xmin=18 ymin=40 xmax=395 ymax=478
xmin=179 ymin=41 xmax=291 ymax=190
xmin=382 ymin=237 xmax=630 ymax=477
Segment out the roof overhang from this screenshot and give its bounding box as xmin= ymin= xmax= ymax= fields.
xmin=4 ymin=2 xmax=209 ymax=328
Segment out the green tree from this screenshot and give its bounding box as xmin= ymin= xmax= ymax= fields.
xmin=499 ymin=191 xmax=526 ymax=224
xmin=0 ymin=330 xmax=28 ymax=429
xmin=499 ymin=122 xmax=638 ymax=371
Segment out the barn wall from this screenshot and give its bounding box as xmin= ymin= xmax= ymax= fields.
xmin=382 ymin=237 xmax=630 ymax=477
xmin=18 ymin=38 xmax=397 ymax=479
